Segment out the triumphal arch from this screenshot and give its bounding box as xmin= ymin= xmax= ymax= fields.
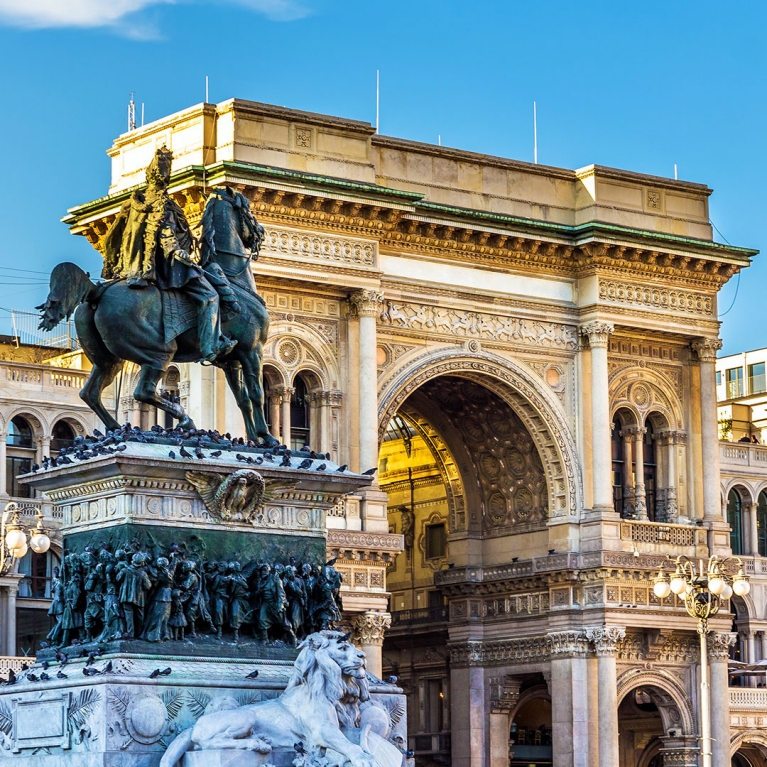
xmin=65 ymin=99 xmax=759 ymax=767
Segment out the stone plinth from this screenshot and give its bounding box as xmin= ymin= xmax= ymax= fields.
xmin=0 ymin=654 xmax=405 ymax=766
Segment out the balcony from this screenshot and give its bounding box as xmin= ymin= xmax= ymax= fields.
xmin=0 ymin=657 xmax=28 ymax=676
xmin=390 ymin=606 xmax=449 ymax=627
xmin=730 ymin=687 xmax=767 ymax=712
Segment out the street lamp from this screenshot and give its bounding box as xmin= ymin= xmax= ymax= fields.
xmin=0 ymin=502 xmax=50 ymax=575
xmin=653 ymin=556 xmax=749 ymax=767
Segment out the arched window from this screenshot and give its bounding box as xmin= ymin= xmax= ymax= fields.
xmin=290 ymin=375 xmax=310 ymax=451
xmin=7 ymin=416 xmax=33 ymax=448
xmin=758 ymin=491 xmax=767 ymax=557
xmin=611 ymin=417 xmax=625 ymax=516
xmin=643 ymin=422 xmax=658 ymax=521
xmin=50 ymin=420 xmax=75 ymax=452
xmin=728 ymin=489 xmax=744 ymax=555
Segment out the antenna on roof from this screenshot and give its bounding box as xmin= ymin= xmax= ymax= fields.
xmin=141 ymin=103 xmax=145 ymax=127
xmin=533 ymin=101 xmax=538 ymax=164
xmin=128 ymin=92 xmax=136 ymax=132
xmin=375 ymin=70 xmax=380 ymax=134
xmin=438 ymin=134 xmax=441 ymax=146
xmin=674 ymin=163 xmax=678 ymax=180
xmin=205 ymin=75 xmax=209 ymax=104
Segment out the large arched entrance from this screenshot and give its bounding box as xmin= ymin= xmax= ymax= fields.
xmin=379 ymin=361 xmax=574 ymax=766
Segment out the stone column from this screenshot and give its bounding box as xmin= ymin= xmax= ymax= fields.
xmin=268 ymin=393 xmax=281 ymax=441
xmin=490 ymin=676 xmax=522 ymax=767
xmin=275 ymin=386 xmax=295 ymax=448
xmin=0 ymin=434 xmax=7 ymax=497
xmin=325 ymin=391 xmax=343 ymax=464
xmin=708 ymin=632 xmax=735 ymax=767
xmin=4 ymin=577 xmax=19 ymax=656
xmin=748 ymin=632 xmax=758 ymax=686
xmin=350 ymin=610 xmax=390 ymax=678
xmin=35 ymin=435 xmax=51 ymax=465
xmin=449 ymin=643 xmax=487 ymax=767
xmin=586 ymin=627 xmax=625 ymax=767
xmin=580 ymin=322 xmax=615 ymax=513
xmin=306 ymin=391 xmax=323 ymax=451
xmin=627 ymin=427 xmax=647 ymax=520
xmin=620 ymin=428 xmax=634 ymax=518
xmin=761 ymin=631 xmax=767 ymax=662
xmin=349 ymin=290 xmax=384 ymax=476
xmin=748 ymin=501 xmax=760 ymax=556
xmin=665 ymin=430 xmax=683 ymax=522
xmin=691 ymin=338 xmax=724 ymax=522
xmin=548 ymin=630 xmax=591 ymax=767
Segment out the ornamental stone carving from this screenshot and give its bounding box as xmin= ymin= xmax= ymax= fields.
xmin=691 ymin=337 xmax=723 ymax=362
xmin=547 ymin=630 xmax=589 ymax=658
xmin=448 ymin=637 xmax=550 ymax=667
xmin=707 ymin=632 xmax=736 ymax=660
xmin=263 ymin=225 xmax=376 ymax=267
xmin=586 ymin=626 xmax=626 ymax=656
xmin=379 ymin=300 xmax=578 ymax=350
xmin=489 ymin=676 xmax=522 ymax=714
xmin=349 ymin=289 xmax=384 ymax=317
xmin=580 ymin=321 xmax=614 ymax=348
xmin=598 ymin=279 xmax=714 ymax=317
xmin=350 ymin=611 xmax=391 ymax=647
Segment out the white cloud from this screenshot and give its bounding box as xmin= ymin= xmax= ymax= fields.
xmin=0 ymin=0 xmax=308 ymax=29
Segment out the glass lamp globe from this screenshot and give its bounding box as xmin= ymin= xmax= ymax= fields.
xmin=708 ymin=576 xmax=726 ymax=595
xmin=11 ymin=541 xmax=28 ymax=559
xmin=653 ymin=580 xmax=671 ymax=599
xmin=5 ymin=528 xmax=26 ymax=551
xmin=30 ymin=532 xmax=50 ymax=554
xmin=733 ymin=578 xmax=751 ymax=597
xmin=670 ymin=576 xmax=687 ymax=595
xmin=722 ymin=584 xmax=733 ymax=600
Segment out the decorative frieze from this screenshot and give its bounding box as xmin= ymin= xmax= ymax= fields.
xmin=547 ymin=630 xmax=589 ymax=658
xmin=379 ymin=301 xmax=578 ymax=350
xmin=598 ymin=279 xmax=714 ymax=317
xmin=263 ymin=225 xmax=376 ymax=267
xmin=449 ymin=637 xmax=550 ymax=668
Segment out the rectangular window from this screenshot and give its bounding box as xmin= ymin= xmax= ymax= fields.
xmin=726 ymin=367 xmax=744 ymax=399
xmin=6 ymin=456 xmax=31 ymax=498
xmin=425 ymin=523 xmax=446 ymax=560
xmin=716 ymin=371 xmax=722 ymax=386
xmin=749 ymin=362 xmax=766 ymax=395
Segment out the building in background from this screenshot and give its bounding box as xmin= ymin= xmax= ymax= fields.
xmin=4 ymin=98 xmax=767 ymax=765
xmin=717 ymin=348 xmax=767 ymax=444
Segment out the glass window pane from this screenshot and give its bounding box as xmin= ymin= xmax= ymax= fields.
xmin=749 ymin=363 xmax=766 ymax=395
xmin=728 ymin=490 xmax=743 ymax=555
xmin=726 ymin=368 xmax=744 ymax=399
xmin=426 ymin=523 xmax=446 ymax=559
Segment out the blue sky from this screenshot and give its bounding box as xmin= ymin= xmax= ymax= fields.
xmin=0 ymin=0 xmax=763 ymax=353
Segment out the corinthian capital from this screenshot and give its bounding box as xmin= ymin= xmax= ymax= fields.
xmin=691 ymin=337 xmax=722 ymax=362
xmin=580 ymin=321 xmax=614 ymax=349
xmin=586 ymin=626 xmax=626 ymax=656
xmin=349 ymin=289 xmax=384 ymax=318
xmin=546 ymin=630 xmax=589 ymax=658
xmin=351 ymin=610 xmax=391 ymax=646
xmin=707 ymin=631 xmax=736 ymax=660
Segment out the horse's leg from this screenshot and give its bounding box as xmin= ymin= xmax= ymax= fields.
xmin=133 ymin=366 xmax=196 ymax=431
xmin=238 ymin=349 xmax=277 ymax=445
xmin=80 ymin=362 xmax=123 ymax=432
xmin=222 ymin=361 xmax=258 ymax=440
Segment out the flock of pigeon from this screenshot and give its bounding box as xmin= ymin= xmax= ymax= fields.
xmin=24 ymin=423 xmax=377 ymax=477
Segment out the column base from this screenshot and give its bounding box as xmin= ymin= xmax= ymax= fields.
xmin=705 ymin=520 xmax=732 ymax=556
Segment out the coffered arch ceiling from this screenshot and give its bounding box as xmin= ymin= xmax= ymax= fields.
xmin=392 ymin=376 xmax=549 ymax=537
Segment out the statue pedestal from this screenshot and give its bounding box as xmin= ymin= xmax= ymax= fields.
xmin=0 ymin=440 xmax=408 ymax=767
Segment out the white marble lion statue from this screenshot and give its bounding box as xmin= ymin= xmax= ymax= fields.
xmin=160 ymin=631 xmax=398 ymax=767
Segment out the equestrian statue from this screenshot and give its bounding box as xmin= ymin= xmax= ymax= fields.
xmin=37 ymin=147 xmax=276 ymax=443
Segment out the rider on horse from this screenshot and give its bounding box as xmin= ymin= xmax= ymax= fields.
xmin=102 ymin=146 xmax=237 ymax=363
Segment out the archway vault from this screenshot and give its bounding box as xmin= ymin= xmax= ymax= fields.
xmin=377 ymin=348 xmax=582 ymax=521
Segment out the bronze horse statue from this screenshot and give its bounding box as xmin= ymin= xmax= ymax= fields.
xmin=38 ymin=188 xmax=277 ymax=444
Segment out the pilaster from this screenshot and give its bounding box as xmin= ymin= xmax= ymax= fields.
xmin=350 ymin=610 xmax=391 ymax=678
xmin=707 ymin=632 xmax=735 ymax=767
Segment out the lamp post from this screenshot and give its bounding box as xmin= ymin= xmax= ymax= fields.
xmin=0 ymin=501 xmax=50 ymax=575
xmin=653 ymin=556 xmax=750 ymax=767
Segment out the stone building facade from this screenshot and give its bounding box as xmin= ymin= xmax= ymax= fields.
xmin=40 ymin=98 xmax=765 ymax=766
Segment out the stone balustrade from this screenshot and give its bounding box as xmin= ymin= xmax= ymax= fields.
xmin=0 ymin=361 xmax=87 ymax=394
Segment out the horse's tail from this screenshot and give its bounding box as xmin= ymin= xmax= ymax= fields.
xmin=159 ymin=727 xmax=193 ymax=767
xmin=36 ymin=262 xmax=96 ymax=331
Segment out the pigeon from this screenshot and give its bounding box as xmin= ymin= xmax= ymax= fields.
xmin=336 ymin=465 xmax=347 ymax=473
xmin=40 ymin=672 xmax=50 ymax=681
xmin=168 ymin=450 xmax=176 ymax=460
xmin=315 ymin=463 xmax=326 ymax=472
xmin=41 ymin=660 xmax=49 ymax=670
xmin=254 ymin=456 xmax=264 ymax=465
xmin=31 ymin=463 xmax=39 ymax=473
xmin=211 ymin=450 xmax=222 ymax=458
xmin=298 ymin=458 xmax=313 ymax=470
xmin=387 ymin=675 xmax=398 ymax=684
xmin=406 ymin=750 xmax=415 ymax=759
xmin=54 ymin=649 xmax=66 ymax=663
xmin=86 ymin=653 xmax=97 ymax=666
xmin=362 ymin=468 xmax=377 ymax=476
xmin=115 ymin=444 xmax=127 ymax=452
xmin=280 ymin=453 xmax=292 ymax=467
xmin=27 ymin=673 xmax=39 ymax=682
xmin=83 ymin=668 xmax=99 ymax=677
xmin=21 ymin=663 xmax=29 ymax=671
xmin=195 ymin=447 xmax=205 ymax=460
xmin=149 ymin=667 xmax=172 ymax=679
xmin=179 ymin=446 xmax=193 ymax=459
xmin=236 ymin=454 xmax=248 ymax=463
xmin=263 ymin=452 xmax=274 ymax=462
xmin=294 ymin=742 xmax=306 ymax=755
xmin=245 ymin=669 xmax=260 ymax=679
xmin=56 ymin=670 xmax=68 ymax=679
xmin=102 ymin=661 xmax=113 ymax=674
xmin=6 ymin=670 xmax=16 ymax=685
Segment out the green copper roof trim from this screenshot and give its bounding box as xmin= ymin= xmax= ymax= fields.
xmin=63 ymin=161 xmax=757 ymax=260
